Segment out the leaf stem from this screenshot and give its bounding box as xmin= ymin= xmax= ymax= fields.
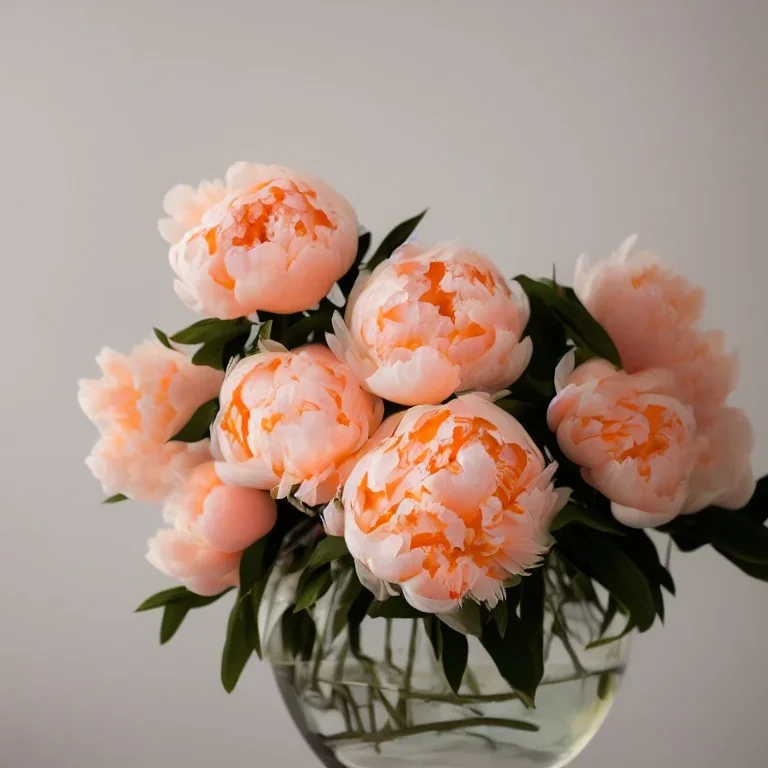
xmin=325 ymin=716 xmax=539 ymax=745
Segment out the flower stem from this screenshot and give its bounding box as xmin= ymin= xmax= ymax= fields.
xmin=396 ymin=619 xmax=419 ymax=720
xmin=325 ymin=716 xmax=539 ymax=745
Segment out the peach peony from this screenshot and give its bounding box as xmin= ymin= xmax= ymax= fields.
xmin=163 ymin=461 xmax=277 ymax=553
xmin=684 ymin=407 xmax=756 ymax=514
xmin=147 ymin=462 xmax=277 ymax=596
xmin=327 ymin=243 xmax=532 ymax=406
xmin=548 ymin=352 xmax=698 ymax=527
xmin=575 ymin=235 xmax=738 ymax=421
xmin=335 ymin=394 xmax=567 ymax=613
xmin=212 ymin=343 xmax=383 ymax=506
xmin=79 ymin=341 xmax=224 ymax=502
xmin=147 ymin=529 xmax=241 ymax=597
xmin=162 ymin=162 xmax=359 ymax=318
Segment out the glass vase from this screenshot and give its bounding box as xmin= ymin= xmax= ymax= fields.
xmin=269 ymin=571 xmax=630 ymax=768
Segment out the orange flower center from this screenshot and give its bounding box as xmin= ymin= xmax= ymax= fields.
xmin=353 ymin=409 xmax=533 ymax=585
xmin=191 ymin=181 xmax=337 ymax=291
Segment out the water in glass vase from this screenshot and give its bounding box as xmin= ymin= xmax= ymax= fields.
xmin=272 ymin=602 xmax=629 ymax=768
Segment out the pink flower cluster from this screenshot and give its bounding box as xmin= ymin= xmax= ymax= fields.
xmin=548 ymin=236 xmax=754 ymax=527
xmin=79 ymin=163 xmax=755 ymax=608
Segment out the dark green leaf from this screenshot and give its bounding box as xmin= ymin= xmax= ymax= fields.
xmin=366 ymin=210 xmax=427 ymax=271
xmin=239 ymin=538 xmax=268 ymax=595
xmin=557 ymin=528 xmax=657 ymax=632
xmin=169 ymin=398 xmax=219 ymax=442
xmin=221 ymin=600 xmax=252 ymax=693
xmin=737 ymin=475 xmax=767 ymax=525
xmin=135 ymin=586 xmax=231 ymax=613
xmin=336 ymin=231 xmax=373 ymax=297
xmin=259 ymin=319 xmax=273 ymax=342
xmin=347 ymin=590 xmax=374 ymax=657
xmin=551 ymin=503 xmax=627 ymax=536
xmin=153 ymin=328 xmax=174 ymax=349
xmin=171 ymin=318 xmax=250 ymax=345
xmin=160 ymin=602 xmax=189 ymax=644
xmin=695 ymin=507 xmax=768 ymax=566
xmin=713 ymin=545 xmax=768 ymax=582
xmin=515 ymin=276 xmax=621 ymax=367
xmin=332 ymin=569 xmax=364 ymax=639
xmin=294 ymin=568 xmax=333 ymax=613
xmin=423 ymin=616 xmax=442 ymax=659
xmin=306 ymin=536 xmax=349 ymax=570
xmin=440 ymin=624 xmax=469 ymax=694
xmin=480 ymin=622 xmax=536 ymax=707
xmin=491 ymin=601 xmax=508 ymax=637
xmin=295 ymin=611 xmax=317 ymax=661
xmin=136 ymin=587 xmax=190 ymax=612
xmin=368 ymin=595 xmax=423 ymax=620
xmin=283 ymin=305 xmax=335 ymax=349
xmin=520 ymin=569 xmax=545 ymax=685
xmin=102 ymin=493 xmax=128 ymax=504
xmin=191 ymin=340 xmax=228 ymax=369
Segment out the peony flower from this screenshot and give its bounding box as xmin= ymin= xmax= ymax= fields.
xmin=146 ymin=462 xmax=277 ymax=596
xmin=147 ymin=529 xmax=241 ymax=597
xmin=684 ymin=407 xmax=756 ymax=514
xmin=336 ymin=394 xmax=567 ymax=613
xmin=547 ymin=352 xmax=698 ymax=528
xmin=212 ymin=343 xmax=383 ymax=506
xmin=161 ymin=162 xmax=359 ymax=318
xmin=327 ymin=243 xmax=532 ymax=406
xmin=79 ymin=341 xmax=224 ymax=502
xmin=575 ymin=235 xmax=738 ymax=421
xmin=163 ymin=461 xmax=277 ymax=553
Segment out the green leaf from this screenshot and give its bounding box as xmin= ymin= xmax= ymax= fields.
xmin=153 ymin=328 xmax=174 ymax=349
xmin=551 ymin=503 xmax=627 ymax=536
xmin=169 ymin=398 xmax=219 ymax=442
xmin=282 ymin=305 xmax=335 ymax=348
xmin=491 ymin=601 xmax=508 ymax=637
xmin=347 ymin=590 xmax=374 ymax=657
xmin=331 ymin=569 xmax=364 ymax=639
xmin=696 ymin=507 xmax=768 ymax=566
xmin=238 ymin=538 xmax=269 ymax=595
xmin=519 ymin=569 xmax=545 ymax=686
xmin=557 ymin=528 xmax=657 ymax=632
xmin=221 ymin=600 xmax=252 ymax=693
xmin=738 ymin=475 xmax=768 ymax=525
xmin=440 ymin=624 xmax=469 ymax=694
xmin=336 ymin=231 xmax=373 ymax=297
xmin=160 ymin=602 xmax=189 ymax=644
xmin=136 ymin=587 xmax=191 ymax=612
xmin=366 ymin=210 xmax=427 ymax=271
xmin=480 ymin=622 xmax=536 ymax=707
xmin=259 ymin=319 xmax=273 ymax=342
xmin=102 ymin=493 xmax=128 ymax=504
xmin=515 ymin=276 xmax=621 ymax=367
xmin=294 ymin=568 xmax=333 ymax=613
xmin=423 ymin=616 xmax=443 ymax=659
xmin=171 ymin=318 xmax=250 ymax=345
xmin=135 ymin=586 xmax=232 ymax=613
xmin=438 ymin=601 xmax=483 ymax=637
xmin=367 ymin=596 xmax=423 ymax=620
xmin=306 ymin=536 xmax=349 ymax=570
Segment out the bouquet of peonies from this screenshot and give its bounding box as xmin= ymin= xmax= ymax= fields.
xmin=80 ymin=161 xmax=766 ymax=712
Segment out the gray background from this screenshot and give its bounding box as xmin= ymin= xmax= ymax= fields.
xmin=2 ymin=1 xmax=767 ymax=766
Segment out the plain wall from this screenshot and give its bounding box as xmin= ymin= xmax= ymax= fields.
xmin=2 ymin=1 xmax=767 ymax=766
